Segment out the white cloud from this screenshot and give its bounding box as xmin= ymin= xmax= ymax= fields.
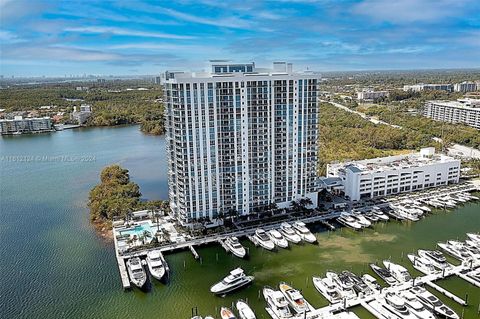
xmin=0 ymin=30 xmax=24 ymax=43
xmin=64 ymin=26 xmax=195 ymax=39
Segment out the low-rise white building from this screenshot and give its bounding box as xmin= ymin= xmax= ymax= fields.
xmin=72 ymin=104 xmax=92 ymax=124
xmin=357 ymin=89 xmax=389 ymax=101
xmin=326 ymin=148 xmax=460 ymax=201
xmin=0 ymin=116 xmax=53 ymax=135
xmin=403 ymin=83 xmax=453 ymax=92
xmin=423 ymin=99 xmax=480 ymax=130
xmin=453 ymin=82 xmax=478 ymax=93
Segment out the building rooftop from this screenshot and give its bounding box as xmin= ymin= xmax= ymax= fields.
xmin=428 ymin=98 xmax=480 ymax=110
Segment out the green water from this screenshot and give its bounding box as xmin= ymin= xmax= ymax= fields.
xmin=0 ymin=125 xmax=479 ymax=319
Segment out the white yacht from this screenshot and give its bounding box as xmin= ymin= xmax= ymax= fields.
xmin=312 ymin=276 xmax=343 ymax=303
xmin=372 ymin=209 xmax=389 ymax=221
xmin=220 ymin=307 xmax=236 ymax=319
xmin=268 ymin=230 xmax=289 ymax=249
xmin=351 ymin=211 xmax=372 ymax=227
xmin=399 ymin=290 xmax=436 ymax=319
xmin=361 ymin=274 xmax=381 ymax=292
xmin=254 ymin=229 xmax=275 ymax=250
xmin=383 ymin=260 xmax=412 ymax=283
xmin=438 ymin=241 xmax=473 ymax=261
xmin=292 ymin=221 xmax=317 ymax=243
xmin=225 ymin=237 xmax=247 ymax=258
xmin=465 ymin=239 xmax=480 ymax=250
xmin=370 ymin=263 xmax=398 ymax=286
xmin=263 ymin=286 xmax=293 ymax=318
xmin=342 ymin=271 xmax=372 ymax=296
xmin=417 ymin=250 xmax=450 ymax=269
xmin=467 ymin=233 xmax=480 ymax=243
xmin=210 ymin=268 xmax=254 ymax=294
xmin=326 ymin=271 xmax=356 ymax=299
xmin=364 ymin=211 xmax=379 ymax=222
xmin=410 ymin=286 xmax=459 ymax=319
xmin=236 ymin=300 xmax=256 ymax=319
xmin=279 ymin=222 xmax=302 ymax=244
xmin=279 ymin=282 xmax=309 ymax=314
xmin=126 ymin=257 xmax=147 ymax=288
xmin=337 ymin=213 xmax=363 ymax=230
xmin=146 ymin=250 xmax=166 ymax=281
xmin=407 ymin=253 xmax=438 ymax=275
xmin=382 ymin=293 xmax=418 ymax=319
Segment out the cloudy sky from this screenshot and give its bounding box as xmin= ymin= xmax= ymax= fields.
xmin=1 ymin=0 xmax=479 ymax=76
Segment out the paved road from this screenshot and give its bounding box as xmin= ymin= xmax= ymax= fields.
xmin=322 ymin=99 xmax=480 ymax=159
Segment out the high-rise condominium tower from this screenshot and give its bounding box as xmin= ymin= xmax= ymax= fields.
xmin=163 ymin=61 xmax=319 ymax=225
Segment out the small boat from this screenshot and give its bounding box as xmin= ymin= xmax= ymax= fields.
xmin=292 ymin=221 xmax=317 ymax=243
xmin=337 ymin=213 xmax=363 ymax=230
xmin=383 ymin=260 xmax=412 ymax=283
xmin=399 ymin=290 xmax=436 ymax=319
xmin=312 ymin=276 xmax=342 ymax=303
xmin=364 ymin=211 xmax=379 ymax=222
xmin=351 ymin=211 xmax=372 ymax=227
xmin=407 ymin=254 xmax=438 ymax=275
xmin=126 ymin=257 xmax=147 ymax=288
xmin=146 ymin=250 xmax=166 ymax=281
xmin=191 ymin=316 xmax=202 ymax=319
xmin=236 ymin=300 xmax=256 ymax=319
xmin=220 ymin=307 xmax=236 ymax=319
xmin=410 ymin=286 xmax=459 ymax=319
xmin=382 ymin=292 xmax=418 ymax=319
xmin=342 ymin=270 xmax=372 ymax=295
xmin=279 ymin=282 xmax=309 ymax=314
xmin=372 ymin=209 xmax=389 ymax=221
xmin=254 ymin=229 xmax=275 ymax=250
xmin=370 ymin=263 xmax=398 ymax=286
xmin=279 ymin=222 xmax=302 ymax=244
xmin=268 ymin=229 xmax=289 ymax=249
xmin=418 ymin=249 xmax=450 ymax=269
xmin=361 ymin=274 xmax=381 ymax=292
xmin=210 ymin=268 xmax=254 ymax=294
xmin=225 ymin=237 xmax=247 ymax=258
xmin=325 ymin=271 xmax=356 ymax=299
xmin=263 ymin=286 xmax=293 ymax=318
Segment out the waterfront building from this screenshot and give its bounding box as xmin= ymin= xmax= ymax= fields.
xmin=72 ymin=104 xmax=92 ymax=124
xmin=403 ymin=83 xmax=453 ymax=92
xmin=326 ymin=147 xmax=460 ymax=201
xmin=162 ymin=61 xmax=319 ymax=225
xmin=357 ymin=89 xmax=389 ymax=101
xmin=453 ymin=82 xmax=478 ymax=93
xmin=0 ymin=116 xmax=53 ymax=135
xmin=423 ymin=99 xmax=480 ymax=130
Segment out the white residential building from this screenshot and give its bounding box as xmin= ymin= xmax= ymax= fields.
xmin=162 ymin=61 xmax=319 ymax=225
xmin=453 ymin=82 xmax=478 ymax=92
xmin=0 ymin=116 xmax=52 ymax=135
xmin=357 ymin=89 xmax=389 ymax=101
xmin=326 ymin=148 xmax=460 ymax=201
xmin=423 ymin=99 xmax=480 ymax=130
xmin=72 ymin=104 xmax=92 ymax=124
xmin=403 ymin=83 xmax=453 ymax=92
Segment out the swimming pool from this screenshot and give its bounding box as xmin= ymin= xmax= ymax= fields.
xmin=117 ymin=222 xmax=153 ymax=237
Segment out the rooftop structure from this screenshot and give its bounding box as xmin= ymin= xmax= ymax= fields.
xmin=327 ymin=148 xmax=460 ymax=201
xmin=162 ymin=61 xmax=320 ymax=225
xmin=423 ymin=99 xmax=480 ymax=130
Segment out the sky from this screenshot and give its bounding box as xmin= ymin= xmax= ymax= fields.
xmin=1 ymin=0 xmax=479 ymax=76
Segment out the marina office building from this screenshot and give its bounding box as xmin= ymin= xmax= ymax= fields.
xmin=163 ymin=61 xmax=319 ymax=225
xmin=326 ymin=148 xmax=460 ymax=201
xmin=423 ymin=99 xmax=480 ymax=130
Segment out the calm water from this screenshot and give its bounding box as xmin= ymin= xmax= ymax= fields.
xmin=0 ymin=126 xmax=479 ymax=319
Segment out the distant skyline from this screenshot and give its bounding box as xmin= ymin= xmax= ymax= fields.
xmin=1 ymin=0 xmax=479 ymax=77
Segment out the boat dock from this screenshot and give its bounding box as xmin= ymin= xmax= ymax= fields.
xmin=425 ymin=281 xmax=467 ymax=305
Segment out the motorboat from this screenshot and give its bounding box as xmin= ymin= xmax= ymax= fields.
xmin=146 ymin=250 xmax=166 ymax=281
xmin=465 ymin=239 xmax=480 ymax=250
xmin=126 ymin=257 xmax=147 ymax=288
xmin=382 ymin=292 xmax=418 ymax=319
xmin=292 ymin=221 xmax=317 ymax=243
xmin=364 ymin=211 xmax=379 ymax=222
xmin=254 ymin=229 xmax=275 ymax=250
xmin=279 ymin=282 xmax=309 ymax=314
xmin=394 ymin=205 xmax=420 ymax=221
xmin=268 ymin=230 xmax=289 ymax=249
xmin=342 ymin=271 xmax=372 ymax=295
xmin=220 ymin=307 xmax=236 ymax=319
xmin=325 ymin=271 xmax=356 ymax=299
xmin=210 ymin=268 xmax=254 ymax=294
xmin=450 ymin=239 xmax=480 ymax=255
xmin=399 ymin=290 xmax=436 ymax=319
xmin=351 ymin=211 xmax=372 ymax=227
xmin=412 ymin=201 xmax=431 ymax=213
xmin=426 ymin=199 xmax=443 ymax=208
xmin=467 ymin=233 xmax=480 ymax=243
xmin=438 ymin=242 xmax=473 ymax=261
xmin=312 ymin=276 xmax=342 ymax=303
xmin=383 ymin=260 xmax=412 ymax=282
xmin=407 ymin=254 xmax=438 ymax=275
xmin=361 ymin=274 xmax=381 ymax=292
xmin=225 ymin=237 xmax=247 ymax=258
xmin=236 ymin=300 xmax=256 ymax=319
xmin=279 ymin=222 xmax=302 ymax=244
xmin=370 ymin=263 xmax=398 ymax=286
xmin=385 ymin=206 xmax=405 ymax=220
xmin=418 ymin=250 xmax=450 ymax=269
xmin=263 ymin=286 xmax=293 ymax=318
xmin=337 ymin=213 xmax=363 ymax=230
xmin=410 ymin=286 xmax=459 ymax=319
xmin=371 ymin=209 xmax=389 ymax=221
